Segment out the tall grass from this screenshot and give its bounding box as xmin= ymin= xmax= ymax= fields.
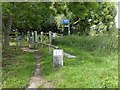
xmin=54 ymin=34 xmax=118 ymax=54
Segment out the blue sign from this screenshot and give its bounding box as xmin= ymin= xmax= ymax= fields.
xmin=61 ymin=19 xmax=70 ymax=24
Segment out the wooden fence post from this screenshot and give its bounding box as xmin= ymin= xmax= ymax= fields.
xmin=49 ymin=31 xmax=52 ymax=52
xmin=32 ymin=31 xmax=35 ymax=48
xmin=15 ymin=31 xmax=18 ymax=47
xmin=27 ymin=31 xmax=30 ymax=43
xmin=41 ymin=31 xmax=43 ymax=47
xmin=34 ymin=31 xmax=38 ymax=48
xmin=68 ymin=24 xmax=70 ymax=35
xmin=20 ymin=32 xmax=24 ymax=48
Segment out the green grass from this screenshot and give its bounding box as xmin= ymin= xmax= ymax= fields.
xmin=40 ymin=34 xmax=118 ymax=88
xmin=2 ymin=47 xmax=36 ymax=88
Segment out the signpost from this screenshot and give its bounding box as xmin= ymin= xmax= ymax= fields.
xmin=61 ymin=19 xmax=70 ymax=35
xmin=61 ymin=19 xmax=70 ymax=24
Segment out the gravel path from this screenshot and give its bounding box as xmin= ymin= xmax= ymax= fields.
xmin=21 ymin=48 xmax=53 ymax=89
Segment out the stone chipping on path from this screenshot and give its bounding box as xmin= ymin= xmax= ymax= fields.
xmin=21 ymin=48 xmax=53 ymax=89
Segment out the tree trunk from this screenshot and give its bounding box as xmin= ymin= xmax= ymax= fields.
xmin=3 ymin=30 xmax=10 ymax=48
xmin=3 ymin=14 xmax=12 ymax=48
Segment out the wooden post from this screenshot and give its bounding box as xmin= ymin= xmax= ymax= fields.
xmin=52 ymin=33 xmax=56 ymax=44
xmin=34 ymin=31 xmax=38 ymax=48
xmin=20 ymin=32 xmax=24 ymax=48
xmin=41 ymin=32 xmax=43 ymax=47
xmin=68 ymin=24 xmax=70 ymax=35
xmin=29 ymin=37 xmax=32 ymax=48
xmin=15 ymin=31 xmax=18 ymax=47
xmin=34 ymin=31 xmax=38 ymax=43
xmin=20 ymin=38 xmax=22 ymax=48
xmin=49 ymin=31 xmax=52 ymax=52
xmin=27 ymin=31 xmax=30 ymax=43
xmin=53 ymin=49 xmax=63 ymax=68
xmin=31 ymin=31 xmax=34 ymax=48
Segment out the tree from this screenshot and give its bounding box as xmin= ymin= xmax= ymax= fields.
xmin=51 ymin=2 xmax=116 ymax=35
xmin=2 ymin=2 xmax=13 ymax=48
xmin=2 ymin=2 xmax=53 ymax=48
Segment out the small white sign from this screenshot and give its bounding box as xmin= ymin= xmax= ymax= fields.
xmin=53 ymin=49 xmax=63 ymax=56
xmin=52 ymin=33 xmax=56 ymax=38
xmin=53 ymin=49 xmax=64 ymax=68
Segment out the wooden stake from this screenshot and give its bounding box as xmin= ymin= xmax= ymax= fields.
xmin=31 ymin=32 xmax=34 ymax=48
xmin=34 ymin=31 xmax=38 ymax=48
xmin=27 ymin=31 xmax=30 ymax=42
xmin=15 ymin=31 xmax=18 ymax=47
xmin=49 ymin=31 xmax=52 ymax=52
xmin=41 ymin=32 xmax=43 ymax=47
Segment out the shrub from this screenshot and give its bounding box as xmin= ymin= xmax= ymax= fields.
xmin=53 ymin=34 xmax=118 ymax=53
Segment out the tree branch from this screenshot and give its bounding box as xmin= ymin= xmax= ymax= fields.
xmin=73 ymin=18 xmax=81 ymax=25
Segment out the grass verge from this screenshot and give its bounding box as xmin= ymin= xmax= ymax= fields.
xmin=40 ymin=35 xmax=118 ymax=88
xmin=2 ymin=47 xmax=36 ymax=88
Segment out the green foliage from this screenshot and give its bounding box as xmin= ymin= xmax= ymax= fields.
xmin=68 ymin=2 xmax=99 ymax=18
xmin=2 ymin=2 xmax=117 ymax=34
xmin=2 ymin=2 xmax=117 ymax=50
xmin=2 ymin=2 xmax=53 ymax=32
xmin=50 ymin=2 xmax=116 ymax=35
xmin=2 ymin=48 xmax=35 ymax=88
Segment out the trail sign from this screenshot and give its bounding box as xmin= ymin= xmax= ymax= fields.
xmin=61 ymin=19 xmax=70 ymax=24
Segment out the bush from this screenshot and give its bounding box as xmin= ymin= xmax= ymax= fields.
xmin=53 ymin=34 xmax=118 ymax=53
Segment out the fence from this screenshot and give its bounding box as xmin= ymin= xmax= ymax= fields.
xmin=9 ymin=31 xmax=25 ymax=48
xmin=9 ymin=30 xmax=64 ymax=68
xmin=40 ymin=31 xmax=64 ymax=68
xmin=40 ymin=31 xmax=63 ymax=52
xmin=9 ymin=30 xmax=63 ymax=49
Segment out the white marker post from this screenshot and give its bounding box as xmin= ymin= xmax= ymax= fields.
xmin=53 ymin=49 xmax=63 ymax=68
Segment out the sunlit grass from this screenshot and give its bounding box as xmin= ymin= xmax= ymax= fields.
xmin=40 ymin=34 xmax=118 ymax=88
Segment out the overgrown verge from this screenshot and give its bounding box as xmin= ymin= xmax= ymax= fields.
xmin=40 ymin=34 xmax=118 ymax=88
xmin=2 ymin=47 xmax=36 ymax=88
xmin=54 ymin=34 xmax=118 ymax=54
